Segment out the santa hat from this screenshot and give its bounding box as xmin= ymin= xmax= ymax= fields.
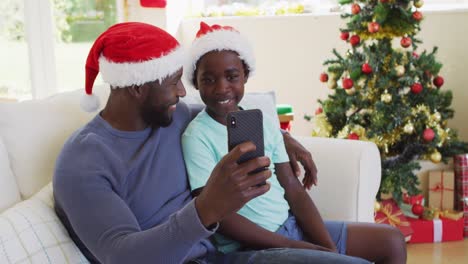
xmin=186 ymin=22 xmax=255 ymax=86
xmin=81 ymin=22 xmax=184 ymax=112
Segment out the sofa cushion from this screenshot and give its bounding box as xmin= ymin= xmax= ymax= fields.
xmin=0 ymin=86 xmax=110 ymax=199
xmin=0 ymin=136 xmax=20 ymax=212
xmin=0 ymin=183 xmax=89 ymax=263
xmin=0 ymin=86 xmax=277 ymax=200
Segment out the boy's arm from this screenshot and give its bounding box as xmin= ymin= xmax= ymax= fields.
xmin=281 ymin=131 xmax=317 ymax=189
xmin=275 ymin=162 xmax=337 ymax=252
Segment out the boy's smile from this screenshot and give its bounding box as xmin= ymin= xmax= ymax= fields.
xmin=195 ymin=50 xmax=248 ymax=125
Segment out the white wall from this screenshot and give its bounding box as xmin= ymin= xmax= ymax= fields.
xmin=178 ymin=10 xmax=468 ymax=141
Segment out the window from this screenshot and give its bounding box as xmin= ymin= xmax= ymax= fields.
xmin=1 ymin=0 xmax=121 ymax=100
xmin=0 ymin=0 xmax=30 ymax=100
xmin=53 ymin=0 xmax=118 ymax=92
xmin=188 ymin=0 xmax=324 ymax=17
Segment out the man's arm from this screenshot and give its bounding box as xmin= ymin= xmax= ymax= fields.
xmin=54 ymin=167 xmax=214 ymax=264
xmin=282 ymin=131 xmax=318 ymax=189
xmin=275 ymin=162 xmax=337 ymax=252
xmin=55 ymin=142 xmax=270 ymax=264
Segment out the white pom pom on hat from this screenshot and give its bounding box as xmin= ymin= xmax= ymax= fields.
xmin=80 ymin=93 xmax=100 ymax=113
xmin=82 ymin=22 xmax=184 ymax=112
xmin=185 ymin=22 xmax=256 ymax=85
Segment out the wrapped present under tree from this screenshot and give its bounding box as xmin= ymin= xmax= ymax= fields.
xmin=408 ymin=216 xmax=464 ymax=243
xmin=375 ymin=199 xmax=413 ymax=241
xmin=428 ymin=170 xmax=454 ymax=211
xmin=454 ymin=153 xmax=468 ymax=236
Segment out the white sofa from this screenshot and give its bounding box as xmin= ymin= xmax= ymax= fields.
xmin=0 ymin=87 xmax=381 ymax=263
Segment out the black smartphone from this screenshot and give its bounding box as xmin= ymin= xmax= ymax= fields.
xmin=227 ymin=109 xmax=267 ymax=180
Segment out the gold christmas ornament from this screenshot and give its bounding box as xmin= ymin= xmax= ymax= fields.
xmin=328 ymin=80 xmax=337 ymax=89
xmin=345 ymin=87 xmax=356 ymax=95
xmin=430 ymin=150 xmax=442 ymax=163
xmin=395 ymin=65 xmax=405 ymax=77
xmin=381 ymin=92 xmax=392 ymax=103
xmin=374 ymin=201 xmax=381 ymax=212
xmin=414 ymin=0 xmax=424 ymax=8
xmin=403 ymin=122 xmax=415 ymax=134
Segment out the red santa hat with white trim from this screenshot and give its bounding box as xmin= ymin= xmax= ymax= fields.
xmin=185 ymin=22 xmax=255 ymax=86
xmin=81 ymin=22 xmax=184 ymax=112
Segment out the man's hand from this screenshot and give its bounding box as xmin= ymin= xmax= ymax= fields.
xmin=283 ymin=132 xmax=317 ymax=190
xmin=195 ymin=142 xmax=272 ymax=227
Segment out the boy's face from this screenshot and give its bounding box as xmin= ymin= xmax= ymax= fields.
xmin=195 ymin=50 xmax=247 ymax=125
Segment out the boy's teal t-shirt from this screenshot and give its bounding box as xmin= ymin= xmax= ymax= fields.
xmin=182 ymin=108 xmax=290 ymax=253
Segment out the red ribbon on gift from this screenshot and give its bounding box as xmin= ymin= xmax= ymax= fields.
xmin=429 ymin=171 xmax=454 ymax=209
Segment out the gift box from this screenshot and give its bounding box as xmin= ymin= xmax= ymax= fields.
xmin=375 ymin=199 xmax=413 ymax=241
xmin=454 ymin=154 xmax=468 ymax=197
xmin=465 ymin=215 xmax=468 ymax=237
xmin=428 ymin=170 xmax=455 ymax=211
xmin=408 ymin=217 xmax=464 ymax=243
xmin=458 ymin=196 xmax=468 ymax=237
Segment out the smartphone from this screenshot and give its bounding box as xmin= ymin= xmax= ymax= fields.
xmin=227 ymin=109 xmax=267 ymax=179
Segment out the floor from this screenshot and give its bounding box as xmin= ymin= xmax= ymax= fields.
xmin=407 ymin=238 xmax=468 ymax=263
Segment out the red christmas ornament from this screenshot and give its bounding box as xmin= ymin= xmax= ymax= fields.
xmin=348 ymin=133 xmax=359 ymax=140
xmin=320 ymin=73 xmax=329 ymax=82
xmin=433 ymin=76 xmax=444 ymax=88
xmin=423 ymin=128 xmax=435 ymax=142
xmin=368 ymin=22 xmax=380 ymax=33
xmin=401 ymin=37 xmax=412 ymax=48
xmin=349 ymin=35 xmax=360 ymax=46
xmin=412 ymin=203 xmax=424 ymax=216
xmin=411 ymin=83 xmax=423 ymax=94
xmin=413 ymin=11 xmax=423 ymax=21
xmin=340 ymin=31 xmax=350 ymax=41
xmin=342 ymin=78 xmax=354 ymax=89
xmin=351 ymin=4 xmax=361 ymax=15
xmin=315 ymin=107 xmax=323 ymax=115
xmin=362 ymin=63 xmax=373 ymax=74
xmin=412 ymin=52 xmax=419 ymax=59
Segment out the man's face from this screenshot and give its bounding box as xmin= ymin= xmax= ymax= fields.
xmin=141 ymin=68 xmax=185 ymax=127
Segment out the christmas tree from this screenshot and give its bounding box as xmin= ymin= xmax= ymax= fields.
xmin=308 ymin=0 xmax=468 ymax=202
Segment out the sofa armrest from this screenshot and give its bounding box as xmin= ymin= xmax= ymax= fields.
xmin=295 ymin=136 xmax=381 ymax=223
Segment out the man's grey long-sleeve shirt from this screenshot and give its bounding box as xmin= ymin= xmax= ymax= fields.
xmin=53 ymin=102 xmax=215 ymax=264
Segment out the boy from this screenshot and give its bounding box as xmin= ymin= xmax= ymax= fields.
xmin=182 ymin=22 xmax=406 ymax=264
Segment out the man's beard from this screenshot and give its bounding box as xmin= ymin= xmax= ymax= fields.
xmin=141 ymin=102 xmax=174 ymax=128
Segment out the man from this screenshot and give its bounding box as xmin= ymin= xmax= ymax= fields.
xmin=53 ymin=22 xmax=394 ymax=264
